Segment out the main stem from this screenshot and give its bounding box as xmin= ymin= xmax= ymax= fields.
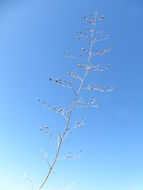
xmin=38 ymin=22 xmax=95 ymax=190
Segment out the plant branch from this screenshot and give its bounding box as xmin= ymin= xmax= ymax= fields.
xmin=38 ymin=14 xmax=99 ymax=190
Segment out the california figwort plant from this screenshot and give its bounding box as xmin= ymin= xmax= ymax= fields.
xmin=37 ymin=12 xmax=113 ymax=190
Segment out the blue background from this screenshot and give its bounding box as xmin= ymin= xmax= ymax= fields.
xmin=0 ymin=0 xmax=143 ymax=190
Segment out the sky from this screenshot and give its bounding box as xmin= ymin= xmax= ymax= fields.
xmin=0 ymin=0 xmax=143 ymax=190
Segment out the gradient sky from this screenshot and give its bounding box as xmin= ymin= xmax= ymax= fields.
xmin=0 ymin=0 xmax=143 ymax=190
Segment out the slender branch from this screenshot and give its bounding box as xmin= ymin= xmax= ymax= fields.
xmin=38 ymin=14 xmax=98 ymax=190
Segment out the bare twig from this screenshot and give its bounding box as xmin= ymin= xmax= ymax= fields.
xmin=38 ymin=12 xmax=113 ymax=190
xmin=24 ymin=171 xmax=34 ymax=190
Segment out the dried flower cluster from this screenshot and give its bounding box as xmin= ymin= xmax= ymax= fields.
xmin=37 ymin=12 xmax=113 ymax=190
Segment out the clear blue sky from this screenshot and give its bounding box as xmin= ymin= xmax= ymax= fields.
xmin=0 ymin=0 xmax=143 ymax=190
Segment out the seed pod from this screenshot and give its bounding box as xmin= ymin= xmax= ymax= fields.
xmin=100 ymin=15 xmax=104 ymax=19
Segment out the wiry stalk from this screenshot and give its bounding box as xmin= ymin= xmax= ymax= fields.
xmin=38 ymin=18 xmax=96 ymax=190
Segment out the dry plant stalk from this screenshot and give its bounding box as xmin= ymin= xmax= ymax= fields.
xmin=24 ymin=171 xmax=34 ymax=190
xmin=38 ymin=12 xmax=113 ymax=190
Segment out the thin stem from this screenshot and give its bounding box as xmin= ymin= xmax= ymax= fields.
xmin=38 ymin=18 xmax=96 ymax=190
